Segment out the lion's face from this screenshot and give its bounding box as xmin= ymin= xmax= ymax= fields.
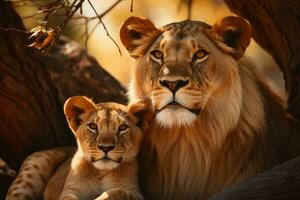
xmin=141 ymin=26 xmax=234 ymax=127
xmin=74 ymin=103 xmax=141 ymax=170
xmin=120 ymin=16 xmax=251 ymax=127
xmin=64 ymin=96 xmax=153 ymax=170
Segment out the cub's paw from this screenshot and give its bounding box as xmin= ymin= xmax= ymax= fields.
xmin=94 ymin=189 xmax=142 ymax=200
xmin=60 ymin=194 xmax=79 ymax=200
xmin=60 ymin=198 xmax=78 ymax=200
xmin=94 ymin=192 xmax=111 ymax=200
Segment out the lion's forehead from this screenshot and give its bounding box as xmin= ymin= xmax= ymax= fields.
xmin=155 ymin=21 xmax=214 ymax=54
xmin=95 ymin=102 xmax=126 ymax=112
xmin=88 ymin=103 xmax=127 ymax=132
xmin=162 ymin=20 xmax=211 ymax=37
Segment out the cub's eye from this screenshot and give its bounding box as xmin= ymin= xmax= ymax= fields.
xmin=118 ymin=124 xmax=129 ymax=132
xmin=87 ymin=123 xmax=97 ymax=133
xmin=150 ymin=50 xmax=163 ymax=61
xmin=193 ymin=49 xmax=209 ymax=63
xmin=151 ymin=50 xmax=163 ymax=59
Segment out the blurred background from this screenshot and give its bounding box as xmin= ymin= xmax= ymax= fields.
xmin=16 ymin=0 xmax=285 ymax=98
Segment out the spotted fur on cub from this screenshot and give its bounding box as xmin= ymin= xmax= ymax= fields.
xmin=6 ymin=96 xmax=153 ymax=200
xmin=6 ymin=148 xmax=73 ymax=200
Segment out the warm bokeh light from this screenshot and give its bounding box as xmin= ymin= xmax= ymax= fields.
xmin=18 ymin=0 xmax=285 ymax=97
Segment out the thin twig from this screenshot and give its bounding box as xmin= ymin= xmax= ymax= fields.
xmin=86 ymin=21 xmax=100 ymax=41
xmin=99 ymin=0 xmax=123 ymax=18
xmin=84 ymin=18 xmax=88 ymax=50
xmin=22 ymin=11 xmax=43 ymax=19
xmin=54 ymin=0 xmax=84 ymax=42
xmin=77 ymin=0 xmax=123 ymax=47
xmin=9 ymin=0 xmax=123 ymax=55
xmin=9 ymin=0 xmax=43 ymax=7
xmin=5 ymin=0 xmax=30 ymax=2
xmin=40 ymin=0 xmax=84 ymax=54
xmin=61 ymin=0 xmax=83 ymax=29
xmin=79 ymin=20 xmax=99 ymax=39
xmin=72 ymin=0 xmax=121 ymax=21
xmin=130 ymin=0 xmax=134 ymax=12
xmin=0 ymin=27 xmax=28 ymax=33
xmin=187 ymin=0 xmax=193 ymax=20
xmin=83 ymin=0 xmax=123 ymax=47
xmin=178 ymin=0 xmax=193 ymax=20
xmin=86 ymin=0 xmax=122 ymax=55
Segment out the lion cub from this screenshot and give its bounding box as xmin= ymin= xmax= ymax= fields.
xmin=6 ymin=96 xmax=152 ymax=200
xmin=45 ymin=96 xmax=152 ymax=200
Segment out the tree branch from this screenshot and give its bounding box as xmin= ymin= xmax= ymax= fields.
xmin=86 ymin=0 xmax=122 ymax=55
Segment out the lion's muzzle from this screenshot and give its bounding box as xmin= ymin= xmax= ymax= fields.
xmin=159 ymin=79 xmax=189 ymax=94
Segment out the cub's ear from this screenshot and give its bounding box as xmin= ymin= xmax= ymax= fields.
xmin=127 ymin=99 xmax=154 ymax=131
xmin=120 ymin=16 xmax=161 ymax=58
xmin=210 ymin=16 xmax=252 ymax=59
xmin=64 ymin=96 xmax=96 ymax=133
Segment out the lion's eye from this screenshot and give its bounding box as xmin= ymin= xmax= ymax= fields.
xmin=87 ymin=123 xmax=97 ymax=132
xmin=193 ymin=49 xmax=209 ymax=63
xmin=118 ymin=124 xmax=129 ymax=132
xmin=150 ymin=50 xmax=163 ymax=62
xmin=151 ymin=50 xmax=163 ymax=59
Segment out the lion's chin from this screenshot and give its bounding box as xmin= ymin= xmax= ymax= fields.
xmin=92 ymin=158 xmax=120 ymax=170
xmin=156 ymin=106 xmax=197 ymax=128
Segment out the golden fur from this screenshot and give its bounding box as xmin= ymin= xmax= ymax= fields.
xmin=44 ymin=96 xmax=152 ymax=200
xmin=5 ymin=147 xmax=74 ymax=200
xmin=120 ymin=16 xmax=289 ymax=199
xmin=7 ymin=96 xmax=153 ymax=200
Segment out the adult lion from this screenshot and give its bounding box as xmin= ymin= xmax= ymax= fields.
xmin=120 ymin=16 xmax=293 ymax=200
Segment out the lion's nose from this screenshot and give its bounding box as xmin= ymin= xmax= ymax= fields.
xmin=98 ymin=144 xmax=115 ymax=153
xmin=159 ymin=79 xmax=189 ymax=93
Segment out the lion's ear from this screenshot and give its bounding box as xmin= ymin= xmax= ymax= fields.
xmin=64 ymin=96 xmax=96 ymax=133
xmin=127 ymin=99 xmax=154 ymax=131
xmin=211 ymin=16 xmax=252 ymax=59
xmin=120 ymin=16 xmax=160 ymax=58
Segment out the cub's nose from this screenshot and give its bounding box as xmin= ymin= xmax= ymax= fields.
xmin=98 ymin=144 xmax=115 ymax=153
xmin=159 ymin=79 xmax=189 ymax=93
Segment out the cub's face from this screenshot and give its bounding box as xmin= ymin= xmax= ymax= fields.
xmin=120 ymin=16 xmax=251 ymax=127
xmin=64 ymin=96 xmax=153 ymax=170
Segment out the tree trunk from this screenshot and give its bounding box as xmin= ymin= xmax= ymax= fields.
xmin=0 ymin=0 xmax=71 ymax=194
xmin=209 ymin=155 xmax=300 ymax=200
xmin=0 ymin=174 xmax=14 ymax=200
xmin=224 ymin=0 xmax=300 ymax=119
xmin=0 ymin=1 xmax=126 ymax=197
xmin=0 ymin=0 xmax=72 ymax=171
xmin=209 ymin=0 xmax=300 ymax=199
xmin=45 ymin=36 xmax=127 ymax=106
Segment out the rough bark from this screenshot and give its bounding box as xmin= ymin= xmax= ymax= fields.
xmin=211 ymin=0 xmax=300 ymax=199
xmin=209 ymin=155 xmax=300 ymax=200
xmin=0 ymin=0 xmax=72 ymax=171
xmin=0 ymin=1 xmax=126 ymax=197
xmin=0 ymin=174 xmax=14 ymax=200
xmin=45 ymin=37 xmax=127 ymax=105
xmin=224 ymin=0 xmax=300 ymax=119
xmin=0 ymin=1 xmax=71 ymax=195
xmin=0 ymin=158 xmax=16 ymax=199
